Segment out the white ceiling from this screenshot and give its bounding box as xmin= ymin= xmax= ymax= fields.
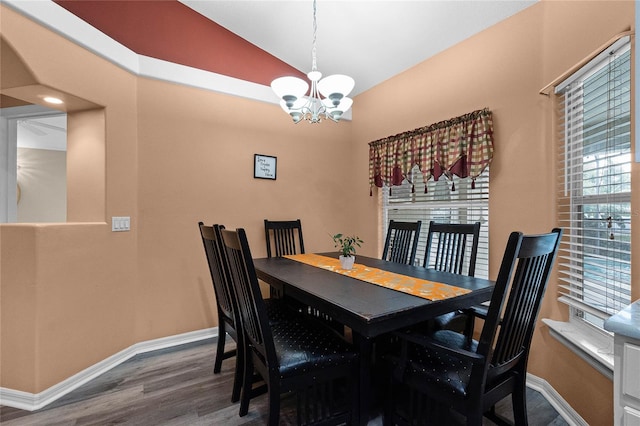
xmin=181 ymin=0 xmax=537 ymax=96
xmin=18 ymin=115 xmax=67 ymax=151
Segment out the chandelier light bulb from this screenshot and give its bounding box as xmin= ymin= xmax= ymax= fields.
xmin=271 ymin=77 xmax=308 ymax=106
xmin=317 ymin=74 xmax=355 ymax=99
xmin=291 ymin=111 xmax=304 ymax=124
xmin=335 ymin=97 xmax=353 ymax=112
xmin=280 ymin=97 xmax=307 ymax=113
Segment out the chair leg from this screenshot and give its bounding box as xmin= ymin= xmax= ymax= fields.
xmin=512 ymin=376 xmax=529 ymax=426
xmin=465 ymin=411 xmax=484 ymax=426
xmin=239 ymin=355 xmax=253 ymax=417
xmin=214 ymin=321 xmax=226 ymax=374
xmin=463 ymin=310 xmax=476 ymax=345
xmin=350 ymin=364 xmax=360 ymax=425
xmin=230 ymin=336 xmax=243 ymax=403
xmin=465 ymin=399 xmax=484 ymax=426
xmin=383 ymin=367 xmax=396 ymax=426
xmin=383 ymin=415 xmax=393 ymax=426
xmin=267 ymin=379 xmax=281 ymax=426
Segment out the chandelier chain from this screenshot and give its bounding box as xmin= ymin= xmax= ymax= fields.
xmin=311 ymin=0 xmax=318 ymax=72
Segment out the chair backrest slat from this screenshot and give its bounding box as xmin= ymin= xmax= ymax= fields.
xmin=382 ymin=220 xmax=422 ymax=265
xmin=424 ymin=221 xmax=481 ymax=276
xmin=264 ymin=219 xmax=305 ymax=258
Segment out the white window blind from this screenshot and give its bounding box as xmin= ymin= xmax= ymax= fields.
xmin=382 ymin=165 xmax=489 ymax=279
xmin=555 ymin=38 xmax=631 ymax=328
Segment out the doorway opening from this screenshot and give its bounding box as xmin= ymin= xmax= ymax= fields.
xmin=1 ymin=104 xmax=67 ymax=222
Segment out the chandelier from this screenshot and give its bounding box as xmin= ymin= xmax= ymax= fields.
xmin=270 ymin=0 xmax=354 ymax=124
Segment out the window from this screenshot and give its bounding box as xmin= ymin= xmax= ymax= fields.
xmin=382 ymin=165 xmax=489 ymax=278
xmin=556 ymin=38 xmax=631 ymax=330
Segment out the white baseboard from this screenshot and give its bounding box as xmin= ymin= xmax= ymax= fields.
xmin=527 ymin=373 xmax=588 ymax=426
xmin=0 ymin=327 xmax=218 ymax=411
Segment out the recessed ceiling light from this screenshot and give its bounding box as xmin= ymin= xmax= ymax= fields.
xmin=43 ymin=96 xmax=64 ymax=105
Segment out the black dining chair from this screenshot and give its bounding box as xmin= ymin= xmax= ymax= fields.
xmin=221 ymin=227 xmax=359 ymax=426
xmin=382 ymin=220 xmax=422 ymax=265
xmin=264 ymin=218 xmax=341 ymax=332
xmin=384 ymin=228 xmax=563 ymax=426
xmin=423 ymin=221 xmax=481 ymax=334
xmin=264 ymin=219 xmax=305 ymax=299
xmin=264 ymin=219 xmax=305 ymax=258
xmin=199 ymin=222 xmax=296 ymax=403
xmin=198 ymin=222 xmax=243 ymax=403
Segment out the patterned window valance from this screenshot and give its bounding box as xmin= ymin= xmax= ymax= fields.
xmin=368 ymin=108 xmax=494 ymax=194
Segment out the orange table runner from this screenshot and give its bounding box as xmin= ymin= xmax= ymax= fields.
xmin=284 ymin=253 xmax=471 ymax=301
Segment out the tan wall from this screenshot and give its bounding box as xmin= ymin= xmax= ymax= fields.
xmin=1 ymin=3 xmax=140 ymax=391
xmin=132 ymin=77 xmax=355 ymax=341
xmin=0 ymin=3 xmax=354 ymax=393
xmin=67 ymin=108 xmax=106 ymax=222
xmin=0 ymin=225 xmax=38 ymax=391
xmin=352 ymin=1 xmax=633 ymax=424
xmin=0 ymin=1 xmax=636 ymax=424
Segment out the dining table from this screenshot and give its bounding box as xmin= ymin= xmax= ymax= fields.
xmin=253 ymin=252 xmax=494 ymax=425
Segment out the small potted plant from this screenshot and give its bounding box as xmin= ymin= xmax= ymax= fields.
xmin=332 ymin=233 xmax=363 ymax=270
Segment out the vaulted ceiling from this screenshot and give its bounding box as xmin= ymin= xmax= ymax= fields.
xmin=54 ymin=0 xmax=537 ymax=97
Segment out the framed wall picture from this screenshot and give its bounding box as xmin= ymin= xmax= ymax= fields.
xmin=254 ymin=154 xmax=277 ymax=180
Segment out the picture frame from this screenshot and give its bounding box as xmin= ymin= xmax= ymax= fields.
xmin=254 ymin=154 xmax=277 ymax=180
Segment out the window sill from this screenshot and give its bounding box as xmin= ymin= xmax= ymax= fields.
xmin=542 ymin=318 xmax=614 ymax=380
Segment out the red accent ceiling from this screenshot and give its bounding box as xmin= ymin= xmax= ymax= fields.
xmin=54 ymin=0 xmax=305 ymax=86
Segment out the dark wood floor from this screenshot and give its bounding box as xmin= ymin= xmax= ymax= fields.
xmin=1 ymin=338 xmax=569 ymax=425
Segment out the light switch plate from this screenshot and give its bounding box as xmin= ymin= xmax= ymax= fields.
xmin=112 ymin=216 xmax=131 ymax=232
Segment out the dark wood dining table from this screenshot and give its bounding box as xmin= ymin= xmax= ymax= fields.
xmin=253 ymin=252 xmax=494 ymax=425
